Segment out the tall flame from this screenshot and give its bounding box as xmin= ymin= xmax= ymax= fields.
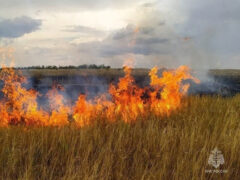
xmin=0 ymin=64 xmax=199 ymax=127
xmin=149 ymin=66 xmax=200 ymax=115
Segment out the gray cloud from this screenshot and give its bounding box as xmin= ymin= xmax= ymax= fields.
xmin=72 ymin=0 xmax=240 ymax=69
xmin=3 ymin=0 xmax=240 ymax=69
xmin=0 ymin=16 xmax=42 ymax=38
xmin=76 ymin=18 xmax=174 ymax=57
xmin=64 ymin=25 xmax=105 ymax=36
xmin=0 ymin=0 xmax=144 ymax=12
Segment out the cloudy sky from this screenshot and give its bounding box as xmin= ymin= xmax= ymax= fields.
xmin=0 ymin=0 xmax=239 ymax=68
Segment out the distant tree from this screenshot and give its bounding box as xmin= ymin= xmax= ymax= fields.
xmin=10 ymin=64 xmax=111 ymax=70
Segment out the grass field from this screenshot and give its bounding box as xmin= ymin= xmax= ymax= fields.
xmin=20 ymin=68 xmax=151 ymax=78
xmin=18 ymin=68 xmax=240 ymax=77
xmin=18 ymin=68 xmax=240 ymax=89
xmin=0 ymin=95 xmax=239 ymax=179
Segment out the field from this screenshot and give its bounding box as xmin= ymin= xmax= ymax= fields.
xmin=0 ymin=95 xmax=239 ymax=179
xmin=0 ymin=68 xmax=240 ymax=179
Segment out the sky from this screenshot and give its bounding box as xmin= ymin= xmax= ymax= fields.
xmin=0 ymin=0 xmax=239 ymax=69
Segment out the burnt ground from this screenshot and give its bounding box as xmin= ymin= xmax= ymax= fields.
xmin=0 ymin=69 xmax=240 ymax=103
xmin=26 ymin=69 xmax=240 ymax=97
xmin=189 ymin=70 xmax=240 ymax=96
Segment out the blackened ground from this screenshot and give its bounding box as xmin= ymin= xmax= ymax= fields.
xmin=0 ymin=69 xmax=239 ymax=103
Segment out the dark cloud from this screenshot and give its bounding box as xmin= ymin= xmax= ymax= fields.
xmin=0 ymin=16 xmax=41 ymax=38
xmin=77 ymin=23 xmax=174 ymax=57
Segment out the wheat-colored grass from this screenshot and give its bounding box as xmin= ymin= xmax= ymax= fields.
xmin=0 ymin=95 xmax=239 ymax=180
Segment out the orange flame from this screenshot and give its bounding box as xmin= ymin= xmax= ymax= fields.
xmin=149 ymin=66 xmax=200 ymax=115
xmin=108 ymin=66 xmax=144 ymax=122
xmin=0 ymin=64 xmax=199 ymax=127
xmin=46 ymin=86 xmax=70 ymax=126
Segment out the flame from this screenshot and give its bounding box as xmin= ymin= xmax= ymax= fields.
xmin=149 ymin=66 xmax=200 ymax=115
xmin=46 ymin=86 xmax=70 ymax=126
xmin=108 ymin=66 xmax=144 ymax=122
xmin=73 ymin=95 xmax=95 ymax=127
xmin=0 ymin=63 xmax=199 ymax=127
xmin=0 ymin=67 xmax=48 ymax=126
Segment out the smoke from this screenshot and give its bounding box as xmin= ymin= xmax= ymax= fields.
xmin=1 ymin=0 xmax=240 ymax=96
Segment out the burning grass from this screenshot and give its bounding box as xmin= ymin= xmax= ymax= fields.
xmin=0 ymin=95 xmax=239 ymax=179
xmin=0 ymin=65 xmax=199 ymax=127
xmin=0 ymin=48 xmax=239 ymax=179
xmin=0 ymin=66 xmax=239 ymax=179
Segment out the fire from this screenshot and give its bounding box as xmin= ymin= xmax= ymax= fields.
xmin=0 ymin=66 xmax=48 ymax=126
xmin=0 ymin=64 xmax=199 ymax=127
xmin=108 ymin=66 xmax=145 ymax=122
xmin=149 ymin=66 xmax=200 ymax=115
xmin=73 ymin=95 xmax=95 ymax=127
xmin=46 ymin=86 xmax=70 ymax=126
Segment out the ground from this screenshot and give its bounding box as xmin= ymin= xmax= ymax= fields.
xmin=0 ymin=68 xmax=240 ymax=179
xmin=0 ymin=95 xmax=239 ymax=179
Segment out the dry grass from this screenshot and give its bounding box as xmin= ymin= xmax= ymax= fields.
xmin=20 ymin=68 xmax=150 ymax=77
xmin=19 ymin=68 xmax=240 ymax=77
xmin=209 ymin=69 xmax=240 ymax=77
xmin=0 ymin=95 xmax=239 ymax=180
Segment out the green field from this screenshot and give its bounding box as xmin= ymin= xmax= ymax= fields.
xmin=0 ymin=95 xmax=239 ymax=179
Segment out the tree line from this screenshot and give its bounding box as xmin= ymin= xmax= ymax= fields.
xmin=11 ymin=64 xmax=111 ymax=70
